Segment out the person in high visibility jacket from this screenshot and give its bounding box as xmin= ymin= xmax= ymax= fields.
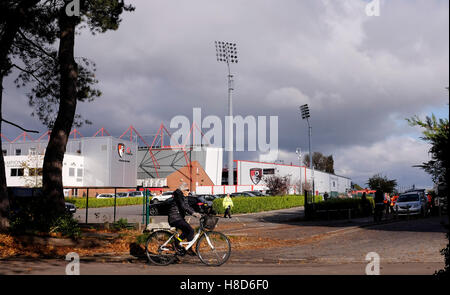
xmin=384 ymin=194 xmax=391 ymax=215
xmin=390 ymin=195 xmax=398 ymax=213
xmin=223 ymin=194 xmax=234 ymax=218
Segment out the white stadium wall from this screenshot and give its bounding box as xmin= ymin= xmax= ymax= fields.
xmin=2 ymin=136 xmax=137 ymax=188
xmin=203 ymin=147 xmax=223 ymax=185
xmin=235 ymin=160 xmax=351 ymax=194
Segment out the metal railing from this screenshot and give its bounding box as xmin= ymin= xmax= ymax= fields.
xmin=64 ymin=186 xmax=156 ymax=224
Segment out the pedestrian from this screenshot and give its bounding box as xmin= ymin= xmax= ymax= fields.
xmin=385 ymin=194 xmax=391 ymax=216
xmin=427 ymin=193 xmax=432 ymax=215
xmin=361 ymin=192 xmax=369 ymax=215
xmin=324 ymin=192 xmax=329 ymax=201
xmin=223 ymin=194 xmax=234 ymax=218
xmin=374 ymin=188 xmax=384 ymax=222
xmin=389 ymin=194 xmax=395 ymax=214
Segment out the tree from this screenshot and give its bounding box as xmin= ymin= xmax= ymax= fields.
xmin=39 ymin=0 xmax=134 ymax=220
xmin=0 ymin=0 xmax=42 ymax=230
xmin=407 ymin=98 xmax=449 ymax=277
xmin=366 ymin=174 xmax=397 ymax=194
xmin=20 ymin=152 xmax=44 ymax=188
xmin=407 ymin=113 xmax=449 ymax=187
xmin=264 ymin=175 xmax=291 ymax=196
xmin=352 ymin=182 xmax=363 ymax=190
xmin=1 ymin=0 xmax=134 ymax=228
xmin=303 ymin=152 xmax=335 ymax=173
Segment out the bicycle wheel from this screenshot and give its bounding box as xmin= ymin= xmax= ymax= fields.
xmin=196 ymin=231 xmax=231 ymax=266
xmin=145 ymin=230 xmax=177 ymax=266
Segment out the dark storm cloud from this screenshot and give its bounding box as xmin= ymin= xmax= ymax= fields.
xmin=2 ymin=0 xmax=448 ymax=187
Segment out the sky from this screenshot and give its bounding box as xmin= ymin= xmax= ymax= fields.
xmin=2 ymin=0 xmax=449 ymax=189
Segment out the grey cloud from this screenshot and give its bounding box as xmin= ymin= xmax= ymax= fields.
xmin=2 ymin=0 xmax=448 ymax=188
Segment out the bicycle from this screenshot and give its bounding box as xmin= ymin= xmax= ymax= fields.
xmin=145 ymin=214 xmax=231 ymax=266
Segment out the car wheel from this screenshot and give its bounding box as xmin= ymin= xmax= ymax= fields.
xmin=148 ymin=206 xmax=158 ymax=216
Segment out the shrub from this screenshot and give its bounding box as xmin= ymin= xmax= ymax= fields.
xmin=65 ymin=196 xmax=145 ymax=209
xmin=264 ymin=175 xmax=290 ymax=195
xmin=49 ymin=214 xmax=81 ymax=238
xmin=135 ymin=232 xmax=150 ymax=245
xmin=112 ymin=218 xmax=129 ymax=231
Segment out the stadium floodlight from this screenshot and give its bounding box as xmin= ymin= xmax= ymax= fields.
xmin=300 ymin=104 xmax=310 ymax=119
xmin=296 ymin=148 xmax=302 ymax=194
xmin=215 ymin=41 xmax=238 ymax=185
xmin=299 ymin=104 xmax=314 ymax=199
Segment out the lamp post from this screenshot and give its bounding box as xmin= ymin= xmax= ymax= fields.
xmin=296 ymin=148 xmax=302 ymax=195
xmin=215 ymin=41 xmax=238 ymax=185
xmin=300 ymin=104 xmax=314 ymax=200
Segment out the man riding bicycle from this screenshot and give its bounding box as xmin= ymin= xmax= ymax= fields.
xmin=168 ymin=182 xmax=202 ymax=255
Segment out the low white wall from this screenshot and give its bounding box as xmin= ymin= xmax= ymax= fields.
xmin=196 ymin=185 xmax=268 ymax=195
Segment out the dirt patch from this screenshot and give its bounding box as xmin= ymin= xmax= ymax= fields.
xmin=1 ymin=223 xmax=348 ymax=259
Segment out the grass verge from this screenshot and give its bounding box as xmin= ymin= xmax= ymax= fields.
xmin=65 ymin=197 xmax=145 ymax=209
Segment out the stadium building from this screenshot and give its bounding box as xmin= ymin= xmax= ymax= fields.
xmin=2 ymin=124 xmax=351 ymax=196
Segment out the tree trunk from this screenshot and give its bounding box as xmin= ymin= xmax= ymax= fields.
xmin=0 ymin=0 xmax=40 ymax=231
xmin=41 ymin=8 xmax=79 ymax=219
xmin=0 ymin=76 xmax=10 ymax=230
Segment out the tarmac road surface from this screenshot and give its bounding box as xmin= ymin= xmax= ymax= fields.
xmin=1 ymin=212 xmax=447 ymax=275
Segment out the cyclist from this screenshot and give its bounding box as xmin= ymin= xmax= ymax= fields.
xmin=168 ymin=182 xmax=202 ymax=255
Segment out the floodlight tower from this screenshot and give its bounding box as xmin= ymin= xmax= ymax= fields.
xmin=296 ymin=148 xmax=302 ymax=194
xmin=300 ymin=104 xmax=314 ymax=197
xmin=215 ymin=41 xmax=238 ymax=185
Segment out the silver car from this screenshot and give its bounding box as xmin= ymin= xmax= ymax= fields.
xmin=395 ymin=192 xmax=428 ymax=216
xmin=150 ymin=191 xmax=174 ymax=203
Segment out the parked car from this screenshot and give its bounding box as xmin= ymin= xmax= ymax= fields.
xmin=395 ymin=192 xmax=428 ymax=216
xmin=230 ymin=192 xmax=256 ymax=197
xmin=243 ymin=190 xmax=266 ymax=196
xmin=150 ymin=191 xmax=174 ymax=204
xmin=116 ymin=192 xmax=129 ymax=198
xmin=116 ymin=191 xmax=148 ymax=198
xmin=7 ymin=187 xmax=78 ymax=216
xmin=96 ymin=193 xmax=115 ymax=199
xmin=129 ymin=191 xmax=145 ymax=197
xmin=196 ymin=196 xmax=213 ymax=207
xmin=214 ymin=194 xmax=227 ymax=198
xmin=196 ymin=194 xmax=217 ymax=202
xmin=148 ymin=196 xmax=212 ymax=216
xmin=65 ymin=202 xmax=77 ymax=214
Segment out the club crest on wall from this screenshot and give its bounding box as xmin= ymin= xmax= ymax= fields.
xmin=118 ymin=143 xmax=125 ymax=158
xmin=250 ymin=168 xmax=262 ymax=185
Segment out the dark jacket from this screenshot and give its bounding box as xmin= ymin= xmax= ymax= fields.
xmin=374 ymin=189 xmax=384 ymax=204
xmin=168 ymin=189 xmax=195 ymax=224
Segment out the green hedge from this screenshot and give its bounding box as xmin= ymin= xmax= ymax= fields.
xmin=212 ymin=195 xmax=322 ymax=214
xmin=65 ymin=196 xmax=145 ymax=209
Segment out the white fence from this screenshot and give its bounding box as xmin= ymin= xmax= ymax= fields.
xmin=195 ymin=185 xmax=268 ymax=195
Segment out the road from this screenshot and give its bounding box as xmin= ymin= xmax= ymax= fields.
xmin=74 ymin=204 xmax=145 ymax=223
xmin=0 ymin=260 xmax=441 ymax=275
xmin=73 ymin=204 xmax=309 ymax=224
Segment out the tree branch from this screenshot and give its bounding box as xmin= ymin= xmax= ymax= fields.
xmin=1 ymin=118 xmax=39 ymax=133
xmin=12 ymin=63 xmax=58 ymax=97
xmin=17 ymin=29 xmax=56 ymax=61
